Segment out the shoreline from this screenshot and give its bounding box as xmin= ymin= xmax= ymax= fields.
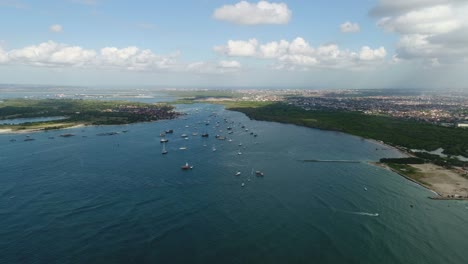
xmin=368 ymin=161 xmax=468 ymax=200
xmin=0 ymin=124 xmax=86 ymax=135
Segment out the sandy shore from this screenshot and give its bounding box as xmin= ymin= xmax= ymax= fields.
xmin=410 ymin=163 xmax=468 ymax=199
xmin=0 ymin=124 xmax=85 ymax=135
xmin=371 ymin=162 xmax=468 ymax=200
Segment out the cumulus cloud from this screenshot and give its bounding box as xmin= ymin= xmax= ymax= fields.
xmin=213 ymin=1 xmax=291 ymax=25
xmin=49 ymin=24 xmax=63 ymax=33
xmin=0 ymin=41 xmax=243 ymax=75
xmin=213 ymin=39 xmax=258 ymax=56
xmin=0 ymin=41 xmax=183 ymax=71
xmin=372 ymin=0 xmax=468 ymax=64
xmin=340 ymin=21 xmax=361 ymax=33
xmin=215 ymin=37 xmax=387 ymax=69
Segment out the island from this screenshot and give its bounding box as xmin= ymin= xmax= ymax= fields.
xmin=0 ymin=98 xmax=181 ymax=133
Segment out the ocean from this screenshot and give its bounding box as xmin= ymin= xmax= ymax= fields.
xmin=1 ymin=103 xmax=468 ymax=263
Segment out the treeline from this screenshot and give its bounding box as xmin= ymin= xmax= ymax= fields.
xmin=229 ymin=103 xmax=468 ymax=157
xmin=380 ymin=158 xmax=425 ymax=164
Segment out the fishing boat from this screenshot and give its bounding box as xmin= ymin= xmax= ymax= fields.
xmin=181 ymin=162 xmax=193 ymax=170
xmin=162 ymin=142 xmax=168 ymax=154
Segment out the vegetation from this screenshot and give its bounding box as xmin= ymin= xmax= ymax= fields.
xmin=380 ymin=158 xmax=425 ymax=164
xmin=227 ymin=102 xmax=468 ymax=157
xmin=385 ymin=163 xmax=430 ymax=186
xmin=0 ymin=99 xmax=178 ymax=131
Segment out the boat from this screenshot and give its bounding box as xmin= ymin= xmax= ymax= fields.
xmin=60 ymin=133 xmax=75 ymax=137
xmin=9 ymin=139 xmax=16 ymax=142
xmin=255 ymin=171 xmax=264 ymax=177
xmin=227 ymin=127 xmax=232 ymax=130
xmin=241 ymin=182 xmax=245 ymax=187
xmin=181 ymin=162 xmax=193 ymax=170
xmin=192 ymin=132 xmax=198 ymax=136
xmin=228 ymin=139 xmax=233 ymax=142
xmin=179 ymin=146 xmax=187 ymax=150
xmin=238 ymin=152 xmax=242 ymax=155
xmin=235 ymin=171 xmax=241 ymax=176
xmin=160 ymin=133 xmax=166 ymax=137
xmin=212 ymin=145 xmax=217 ymax=152
xmin=162 ymin=142 xmax=168 ymax=154
xmin=201 ymin=133 xmax=209 ymax=137
xmin=238 ymin=143 xmax=243 ymax=146
xmin=181 ymin=134 xmax=188 ymax=138
xmin=24 ymin=138 xmax=35 ymax=141
xmin=165 ymin=129 xmax=174 ymax=134
xmin=160 ymin=138 xmax=169 ymax=143
xmin=364 ymin=187 xmax=368 ymax=191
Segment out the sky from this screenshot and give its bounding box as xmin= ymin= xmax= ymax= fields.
xmin=0 ymin=0 xmax=468 ymax=89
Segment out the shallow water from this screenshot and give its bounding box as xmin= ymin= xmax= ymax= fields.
xmin=1 ymin=103 xmax=467 ymax=263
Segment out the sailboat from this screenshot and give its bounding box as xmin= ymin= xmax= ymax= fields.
xmin=162 ymin=142 xmax=168 ymax=154
xmin=181 ymin=162 xmax=193 ymax=170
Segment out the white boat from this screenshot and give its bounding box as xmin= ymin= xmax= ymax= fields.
xmin=241 ymin=182 xmax=245 ymax=187
xmin=160 ymin=138 xmax=169 ymax=143
xmin=212 ymin=145 xmax=217 ymax=152
xmin=181 ymin=134 xmax=188 ymax=138
xmin=238 ymin=143 xmax=242 ymax=146
xmin=237 ymin=152 xmax=242 ymax=155
xmin=179 ymin=146 xmax=187 ymax=150
xmin=235 ymin=171 xmax=241 ymax=176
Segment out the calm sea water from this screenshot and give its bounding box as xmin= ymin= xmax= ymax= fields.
xmin=1 ymin=103 xmax=468 ymax=264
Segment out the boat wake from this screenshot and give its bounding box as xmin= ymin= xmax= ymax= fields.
xmin=350 ymin=212 xmax=379 ymax=217
xmin=332 ymin=207 xmax=379 ymax=217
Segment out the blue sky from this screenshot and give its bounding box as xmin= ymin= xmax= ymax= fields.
xmin=1 ymin=0 xmax=467 ymax=89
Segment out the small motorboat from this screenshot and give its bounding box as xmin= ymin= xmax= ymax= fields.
xmin=255 ymin=171 xmax=264 ymax=177
xmin=235 ymin=171 xmax=241 ymax=176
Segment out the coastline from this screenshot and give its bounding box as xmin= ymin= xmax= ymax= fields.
xmin=0 ymin=124 xmax=86 ymax=135
xmin=219 ymin=102 xmax=468 ymax=201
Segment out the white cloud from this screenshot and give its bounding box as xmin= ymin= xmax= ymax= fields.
xmin=49 ymin=24 xmax=63 ymax=33
xmin=0 ymin=41 xmax=244 ymax=75
xmin=214 ymin=39 xmax=258 ymax=56
xmin=377 ymin=5 xmax=460 ymax=34
xmin=340 ymin=21 xmax=361 ymax=33
xmin=213 ymin=1 xmax=291 ymax=25
xmin=0 ymin=41 xmax=183 ymax=71
xmin=372 ymin=0 xmax=468 ymax=64
xmin=359 ymin=46 xmax=387 ymax=60
xmin=215 ymin=37 xmax=387 ymax=69
xmin=218 ymin=60 xmax=241 ymax=69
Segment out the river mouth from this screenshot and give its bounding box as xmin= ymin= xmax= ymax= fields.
xmin=0 ymin=116 xmax=68 ymax=125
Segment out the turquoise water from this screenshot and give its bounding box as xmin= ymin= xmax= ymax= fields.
xmin=1 ymin=103 xmax=468 ymax=263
